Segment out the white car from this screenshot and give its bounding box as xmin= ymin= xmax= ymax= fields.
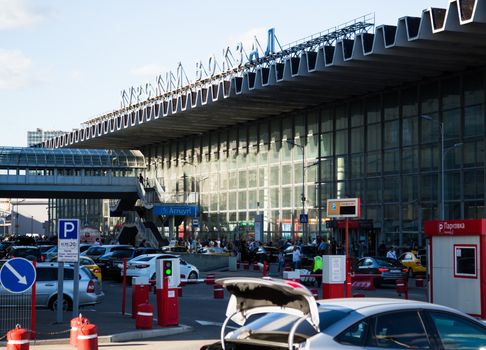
xmin=201 ymin=277 xmax=486 ymax=350
xmin=124 ymin=253 xmax=199 ymax=281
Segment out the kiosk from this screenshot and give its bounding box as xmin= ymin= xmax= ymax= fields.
xmin=424 ymin=219 xmax=486 ymax=318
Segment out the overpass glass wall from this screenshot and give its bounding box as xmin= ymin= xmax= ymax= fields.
xmin=141 ymin=67 xmax=485 ymax=252
xmin=0 ymin=148 xmax=145 ymax=236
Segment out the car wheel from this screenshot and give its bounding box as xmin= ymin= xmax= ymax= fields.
xmin=188 ymin=271 xmax=198 ymax=280
xmin=49 ymin=295 xmax=72 ymax=312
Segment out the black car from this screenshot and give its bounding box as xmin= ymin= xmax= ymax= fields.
xmin=7 ymin=245 xmax=42 ymax=261
xmin=253 ymin=246 xmax=280 ymax=263
xmin=97 ymin=247 xmax=160 ymax=280
xmin=354 ymin=256 xmax=409 ymax=287
xmin=0 ymin=241 xmax=13 ymax=258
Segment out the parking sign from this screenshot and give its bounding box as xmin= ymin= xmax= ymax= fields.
xmin=58 ymin=219 xmax=80 ymax=262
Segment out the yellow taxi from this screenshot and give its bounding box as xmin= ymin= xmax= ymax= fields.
xmin=399 ymin=251 xmax=426 ymax=277
xmin=52 ymin=255 xmax=102 ymax=282
xmin=80 ymin=256 xmax=103 ymax=282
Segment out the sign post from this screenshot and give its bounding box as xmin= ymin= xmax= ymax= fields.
xmin=58 ymin=219 xmax=80 ymax=321
xmin=326 ymin=198 xmax=360 ymax=298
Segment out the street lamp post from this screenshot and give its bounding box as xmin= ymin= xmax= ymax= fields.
xmin=287 ymin=140 xmax=306 ymax=243
xmin=421 ymin=116 xmax=462 ymax=220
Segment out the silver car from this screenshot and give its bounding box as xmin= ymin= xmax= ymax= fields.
xmin=202 ymin=277 xmax=486 ymax=349
xmin=35 ymin=262 xmax=104 ymax=311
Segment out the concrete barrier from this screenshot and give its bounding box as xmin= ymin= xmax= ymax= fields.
xmin=173 ymin=253 xmax=230 ymax=272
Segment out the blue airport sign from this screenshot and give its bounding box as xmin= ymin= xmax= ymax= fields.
xmin=153 ymin=205 xmax=199 ymax=217
xmin=0 ymin=258 xmax=36 ymax=294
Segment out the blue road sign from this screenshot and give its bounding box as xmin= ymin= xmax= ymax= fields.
xmin=59 ymin=219 xmax=79 ymax=240
xmin=299 ymin=214 xmax=309 ymax=224
xmin=0 ymin=258 xmax=36 ymax=293
xmin=192 ymin=218 xmax=199 ymax=228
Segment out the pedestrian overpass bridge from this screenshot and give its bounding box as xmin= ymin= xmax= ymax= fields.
xmin=0 ymin=147 xmax=146 ymax=199
xmin=0 ymin=147 xmax=199 ymax=246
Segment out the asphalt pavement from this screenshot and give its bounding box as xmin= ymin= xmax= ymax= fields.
xmin=2 ymin=266 xmax=429 ymax=349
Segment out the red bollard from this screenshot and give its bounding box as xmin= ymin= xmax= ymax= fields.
xmin=415 ymin=275 xmax=425 ymax=287
xmin=243 ymin=261 xmax=249 ymax=270
xmin=177 ymin=286 xmax=183 ymax=297
xmin=396 ymin=279 xmax=409 ymax=299
xmin=70 ymin=314 xmax=88 ymax=347
xmin=310 ymin=288 xmax=319 ymax=299
xmin=77 ymin=323 xmax=98 ymax=350
xmin=253 ymin=261 xmax=259 ymax=271
xmin=131 ymin=282 xmax=150 ymax=319
xmin=236 ymin=261 xmax=240 ymax=269
xmin=6 ymin=325 xmax=30 ymax=350
xmin=205 ymin=273 xmax=215 ymax=285
xmin=213 ymin=284 xmax=224 ymax=299
xmin=136 ymin=303 xmax=153 ymax=329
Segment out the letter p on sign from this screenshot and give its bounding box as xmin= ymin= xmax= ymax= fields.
xmin=59 ymin=219 xmax=79 ymax=240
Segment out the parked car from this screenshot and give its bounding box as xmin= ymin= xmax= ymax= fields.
xmin=51 ymin=256 xmax=102 ymax=282
xmin=81 ymin=244 xmax=133 ymax=262
xmin=97 ymin=247 xmax=160 ymax=280
xmin=201 ymin=277 xmax=486 ymax=350
xmin=38 ymin=245 xmax=55 ymax=261
xmin=7 ymin=246 xmax=42 ymax=261
xmin=124 ymin=253 xmax=199 ymax=281
xmin=283 ymin=245 xmax=317 ymax=268
xmin=0 ymin=241 xmax=13 ymax=258
xmin=0 ymin=262 xmax=104 ymax=311
xmin=253 ymin=246 xmax=280 ymax=263
xmin=197 ymin=247 xmax=230 ymax=256
xmin=354 ymin=256 xmax=409 ymax=287
xmin=399 ymin=251 xmax=427 ymax=277
xmin=43 ymin=246 xmax=58 ymax=261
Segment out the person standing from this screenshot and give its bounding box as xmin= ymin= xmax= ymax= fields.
xmin=292 ymin=246 xmax=301 ymax=270
xmin=312 ymin=255 xmax=323 ymax=287
xmin=386 ymin=246 xmax=397 ymax=260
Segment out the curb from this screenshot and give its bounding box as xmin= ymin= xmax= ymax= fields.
xmin=1 ymin=324 xmax=193 ymax=346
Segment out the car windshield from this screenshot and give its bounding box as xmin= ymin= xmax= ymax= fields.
xmin=12 ymin=248 xmax=39 ymax=256
xmin=86 ymin=247 xmax=106 ymax=255
xmin=131 ymin=256 xmax=154 ymax=262
xmin=110 ymin=250 xmax=134 ymax=258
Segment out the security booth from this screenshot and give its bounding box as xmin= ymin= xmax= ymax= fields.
xmin=424 ymin=219 xmax=486 ymax=319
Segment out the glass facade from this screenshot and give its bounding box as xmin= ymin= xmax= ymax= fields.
xmin=142 ymin=67 xmax=486 ymax=250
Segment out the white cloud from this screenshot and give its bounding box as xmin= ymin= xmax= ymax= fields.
xmin=130 ymin=64 xmax=165 ymax=78
xmin=0 ymin=49 xmax=33 ymax=89
xmin=0 ymin=0 xmax=44 ymax=30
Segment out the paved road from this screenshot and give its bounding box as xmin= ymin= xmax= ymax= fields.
xmin=16 ymin=269 xmax=429 ymax=349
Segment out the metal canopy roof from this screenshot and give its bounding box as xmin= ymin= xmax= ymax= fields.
xmin=44 ymin=0 xmax=486 ymax=150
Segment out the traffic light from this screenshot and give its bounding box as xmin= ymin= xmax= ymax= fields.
xmin=163 ymin=260 xmax=172 ymax=277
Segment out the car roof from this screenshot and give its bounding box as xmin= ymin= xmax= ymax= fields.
xmin=316 ymin=297 xmax=476 ymax=318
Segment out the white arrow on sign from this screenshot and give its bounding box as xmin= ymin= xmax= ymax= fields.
xmin=5 ymin=262 xmax=27 ymax=285
xmin=195 ymin=320 xmax=237 ymax=329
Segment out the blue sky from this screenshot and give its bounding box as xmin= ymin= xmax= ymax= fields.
xmin=0 ymin=0 xmax=448 ymax=147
